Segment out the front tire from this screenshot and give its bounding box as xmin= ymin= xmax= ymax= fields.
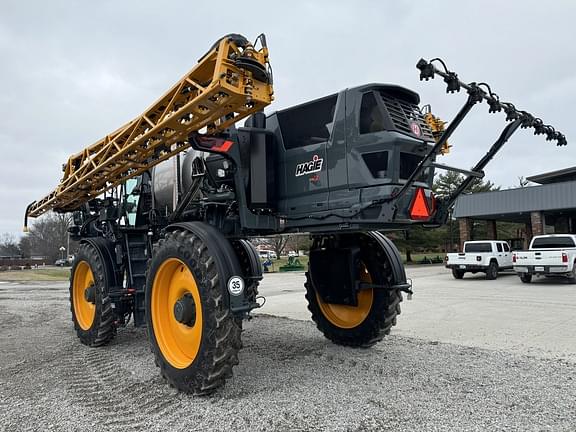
xmin=69 ymin=243 xmax=116 ymax=347
xmin=305 ymin=235 xmax=402 ymax=348
xmin=146 ymin=229 xmax=242 ymax=395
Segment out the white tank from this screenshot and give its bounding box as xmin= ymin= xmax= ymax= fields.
xmin=152 ymin=150 xmax=204 ymax=212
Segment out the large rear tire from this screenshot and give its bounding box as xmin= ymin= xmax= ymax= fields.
xmin=305 ymin=235 xmax=403 ymax=348
xmin=145 ymin=229 xmax=242 ymax=395
xmin=520 ymin=273 xmax=532 ymax=283
xmin=69 ymin=243 xmax=116 ymax=347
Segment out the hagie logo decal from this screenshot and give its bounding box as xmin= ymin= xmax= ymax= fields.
xmin=410 ymin=122 xmax=422 ymax=137
xmin=295 ymin=155 xmax=324 ymax=177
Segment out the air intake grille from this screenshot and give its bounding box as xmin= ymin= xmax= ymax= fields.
xmin=380 ymin=93 xmax=434 ymax=141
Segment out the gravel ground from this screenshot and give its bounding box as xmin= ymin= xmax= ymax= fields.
xmin=0 ymin=281 xmax=575 ymax=432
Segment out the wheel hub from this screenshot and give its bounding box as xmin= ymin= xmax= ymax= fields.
xmin=84 ymin=284 xmax=96 ymax=304
xmin=173 ymin=293 xmax=196 ymax=326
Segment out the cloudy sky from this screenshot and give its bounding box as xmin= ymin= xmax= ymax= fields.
xmin=1 ymin=0 xmax=575 ymax=237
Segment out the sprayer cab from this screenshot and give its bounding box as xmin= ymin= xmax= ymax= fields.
xmin=200 ymin=83 xmax=439 ymax=235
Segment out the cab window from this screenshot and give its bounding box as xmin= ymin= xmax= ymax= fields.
xmin=496 ymin=243 xmax=503 ymax=253
xmin=464 ymin=243 xmax=492 ymax=253
xmin=359 ymin=92 xmax=385 ymax=134
xmin=124 ymin=178 xmax=140 ymax=226
xmin=277 ymin=95 xmax=337 ymax=149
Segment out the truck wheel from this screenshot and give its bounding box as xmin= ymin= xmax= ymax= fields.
xmin=568 ymin=265 xmax=576 ymax=284
xmin=485 ymin=261 xmax=499 ymax=280
xmin=146 ymin=229 xmax=242 ymax=395
xmin=69 ymin=243 xmax=116 ymax=347
xmin=305 ymin=246 xmax=402 ymax=348
xmin=520 ymin=274 xmax=532 ymax=283
xmin=451 ymin=269 xmax=465 ymax=279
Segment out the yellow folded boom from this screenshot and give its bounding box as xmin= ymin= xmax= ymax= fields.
xmin=26 ymin=34 xmax=273 ymax=221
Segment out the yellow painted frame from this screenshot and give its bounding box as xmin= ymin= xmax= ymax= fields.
xmin=27 ymin=35 xmax=274 ymax=218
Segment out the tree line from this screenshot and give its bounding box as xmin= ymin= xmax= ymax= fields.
xmin=0 ymin=214 xmax=74 ymax=263
xmin=0 ymin=171 xmax=521 ymax=263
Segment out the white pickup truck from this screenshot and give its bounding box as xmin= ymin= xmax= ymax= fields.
xmin=445 ymin=240 xmax=513 ymax=280
xmin=513 ymin=234 xmax=576 ymax=283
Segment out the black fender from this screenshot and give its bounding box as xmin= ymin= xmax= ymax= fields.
xmin=230 ymin=239 xmax=263 ymax=281
xmin=365 ymin=231 xmax=411 ymax=292
xmin=165 ymin=222 xmax=249 ymax=314
xmin=230 ymin=239 xmax=263 ymax=303
xmin=80 ymin=237 xmax=122 ymax=290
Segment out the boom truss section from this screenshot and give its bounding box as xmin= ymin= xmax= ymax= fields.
xmin=27 ymin=34 xmax=273 ymax=219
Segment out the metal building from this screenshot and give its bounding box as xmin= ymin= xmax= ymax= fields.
xmin=452 ymin=167 xmax=576 ymax=249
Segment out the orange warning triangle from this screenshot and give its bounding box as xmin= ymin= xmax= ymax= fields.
xmin=409 ymin=188 xmax=430 ymax=220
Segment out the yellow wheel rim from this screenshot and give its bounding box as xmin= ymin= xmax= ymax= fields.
xmin=72 ymin=261 xmax=96 ymax=331
xmin=151 ymin=258 xmax=203 ymax=369
xmin=317 ymin=264 xmax=374 ymax=329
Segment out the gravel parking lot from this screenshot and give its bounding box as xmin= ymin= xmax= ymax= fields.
xmin=1 ymin=268 xmax=575 ymax=431
xmin=260 ymin=266 xmax=576 ymax=362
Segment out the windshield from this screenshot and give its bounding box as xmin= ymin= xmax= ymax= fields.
xmin=531 ymin=236 xmax=575 ymax=249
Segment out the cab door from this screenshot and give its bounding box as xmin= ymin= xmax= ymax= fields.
xmin=275 ymin=95 xmax=337 ymax=215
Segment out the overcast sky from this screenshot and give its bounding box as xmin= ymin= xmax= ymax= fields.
xmin=1 ymin=0 xmax=575 ymax=237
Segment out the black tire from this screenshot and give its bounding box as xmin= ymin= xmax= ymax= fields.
xmin=305 ymin=235 xmax=403 ymax=348
xmin=485 ymin=261 xmax=499 ymax=280
xmin=146 ymin=228 xmax=242 ymax=395
xmin=568 ymin=264 xmax=576 ymax=284
xmin=520 ymin=273 xmax=532 ymax=283
xmin=452 ymin=269 xmax=465 ymax=279
xmin=69 ymin=243 xmax=116 ymax=347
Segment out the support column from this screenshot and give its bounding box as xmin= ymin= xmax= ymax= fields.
xmin=486 ymin=220 xmax=497 ymax=240
xmin=459 ymin=218 xmax=471 ymax=251
xmin=530 ymin=211 xmax=545 ymax=236
xmin=524 ymin=222 xmax=533 ymax=249
xmin=556 ymin=215 xmax=570 ymax=233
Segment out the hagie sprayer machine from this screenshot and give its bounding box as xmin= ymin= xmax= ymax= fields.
xmin=24 ymin=34 xmax=566 ymax=394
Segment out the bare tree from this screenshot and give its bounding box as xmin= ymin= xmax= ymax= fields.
xmin=285 ymin=234 xmax=312 ymax=255
xmin=517 ymin=176 xmax=531 ymax=188
xmin=269 ymin=235 xmax=290 ymax=258
xmin=19 ymin=235 xmax=32 ymax=258
xmin=0 ymin=233 xmax=21 ymax=257
xmin=26 ymin=213 xmax=74 ymax=262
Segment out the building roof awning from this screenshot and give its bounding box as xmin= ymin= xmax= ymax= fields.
xmin=527 ymin=166 xmax=576 ymax=184
xmin=452 ymin=180 xmax=576 ymax=219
